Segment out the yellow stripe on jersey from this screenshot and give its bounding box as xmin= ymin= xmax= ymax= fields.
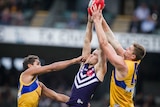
xmin=110 ymin=60 xmax=140 ymax=107
xmin=18 ymin=74 xmax=42 ymax=107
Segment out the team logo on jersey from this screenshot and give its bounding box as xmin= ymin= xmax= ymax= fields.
xmin=74 ymin=69 xmax=98 ymax=89
xmin=86 ymin=70 xmax=94 ymax=76
xmin=82 ymin=66 xmax=94 ymax=77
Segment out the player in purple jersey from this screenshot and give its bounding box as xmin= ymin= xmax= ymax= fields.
xmin=66 ymin=14 xmax=107 ymax=107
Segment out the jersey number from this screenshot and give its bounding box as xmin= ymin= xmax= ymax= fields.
xmin=131 ymin=63 xmax=139 ymax=85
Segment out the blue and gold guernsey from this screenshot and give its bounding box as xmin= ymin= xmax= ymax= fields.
xmin=110 ymin=60 xmax=140 ymax=107
xmin=17 ymin=74 xmax=42 ymax=107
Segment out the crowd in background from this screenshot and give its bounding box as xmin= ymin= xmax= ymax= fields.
xmin=0 ymin=0 xmax=160 ymax=35
xmin=0 ymin=0 xmax=52 ymax=26
xmin=128 ymin=2 xmax=160 ymax=34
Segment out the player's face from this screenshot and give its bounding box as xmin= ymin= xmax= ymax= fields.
xmin=124 ymin=45 xmax=136 ymax=60
xmin=32 ymin=59 xmax=41 ymax=68
xmin=88 ymin=49 xmax=99 ymax=65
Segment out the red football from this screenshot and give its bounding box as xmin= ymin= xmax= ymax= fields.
xmin=88 ymin=0 xmax=105 ymax=16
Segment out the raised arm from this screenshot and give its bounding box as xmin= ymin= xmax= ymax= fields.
xmin=81 ymin=15 xmax=93 ymax=60
xmin=91 ymin=5 xmax=127 ymax=76
xmin=102 ymin=14 xmax=125 ymax=56
xmin=80 ymin=14 xmax=94 ymax=67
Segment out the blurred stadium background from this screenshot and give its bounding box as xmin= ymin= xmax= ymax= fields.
xmin=0 ymin=0 xmax=160 ymax=107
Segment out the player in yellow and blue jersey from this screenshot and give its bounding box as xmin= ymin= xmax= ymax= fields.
xmin=91 ymin=4 xmax=146 ymax=107
xmin=18 ymin=55 xmax=83 ymax=107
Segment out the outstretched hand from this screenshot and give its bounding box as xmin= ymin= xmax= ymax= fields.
xmin=74 ymin=56 xmax=86 ymax=63
xmin=90 ymin=4 xmax=103 ymax=24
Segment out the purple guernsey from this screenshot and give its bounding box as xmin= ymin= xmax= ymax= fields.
xmin=66 ymin=63 xmax=101 ymax=107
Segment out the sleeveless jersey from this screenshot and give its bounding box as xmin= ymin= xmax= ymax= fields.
xmin=66 ymin=63 xmax=101 ymax=107
xmin=17 ymin=74 xmax=42 ymax=107
xmin=110 ymin=60 xmax=140 ymax=107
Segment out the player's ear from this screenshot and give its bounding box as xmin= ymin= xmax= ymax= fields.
xmin=28 ymin=64 xmax=32 ymax=68
xmin=131 ymin=54 xmax=136 ymax=60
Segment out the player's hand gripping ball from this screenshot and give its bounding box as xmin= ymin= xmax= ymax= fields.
xmin=88 ymin=0 xmax=105 ymax=16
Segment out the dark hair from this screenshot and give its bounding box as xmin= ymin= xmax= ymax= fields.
xmin=23 ymin=55 xmax=39 ymax=70
xmin=133 ymin=43 xmax=146 ymax=61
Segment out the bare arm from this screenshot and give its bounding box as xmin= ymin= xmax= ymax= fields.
xmin=102 ymin=15 xmax=125 ymax=56
xmin=39 ymin=82 xmax=69 ymax=103
xmin=91 ymin=5 xmax=127 ymax=75
xmin=25 ymin=56 xmax=83 ymax=76
xmin=82 ymin=15 xmax=93 ymax=59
